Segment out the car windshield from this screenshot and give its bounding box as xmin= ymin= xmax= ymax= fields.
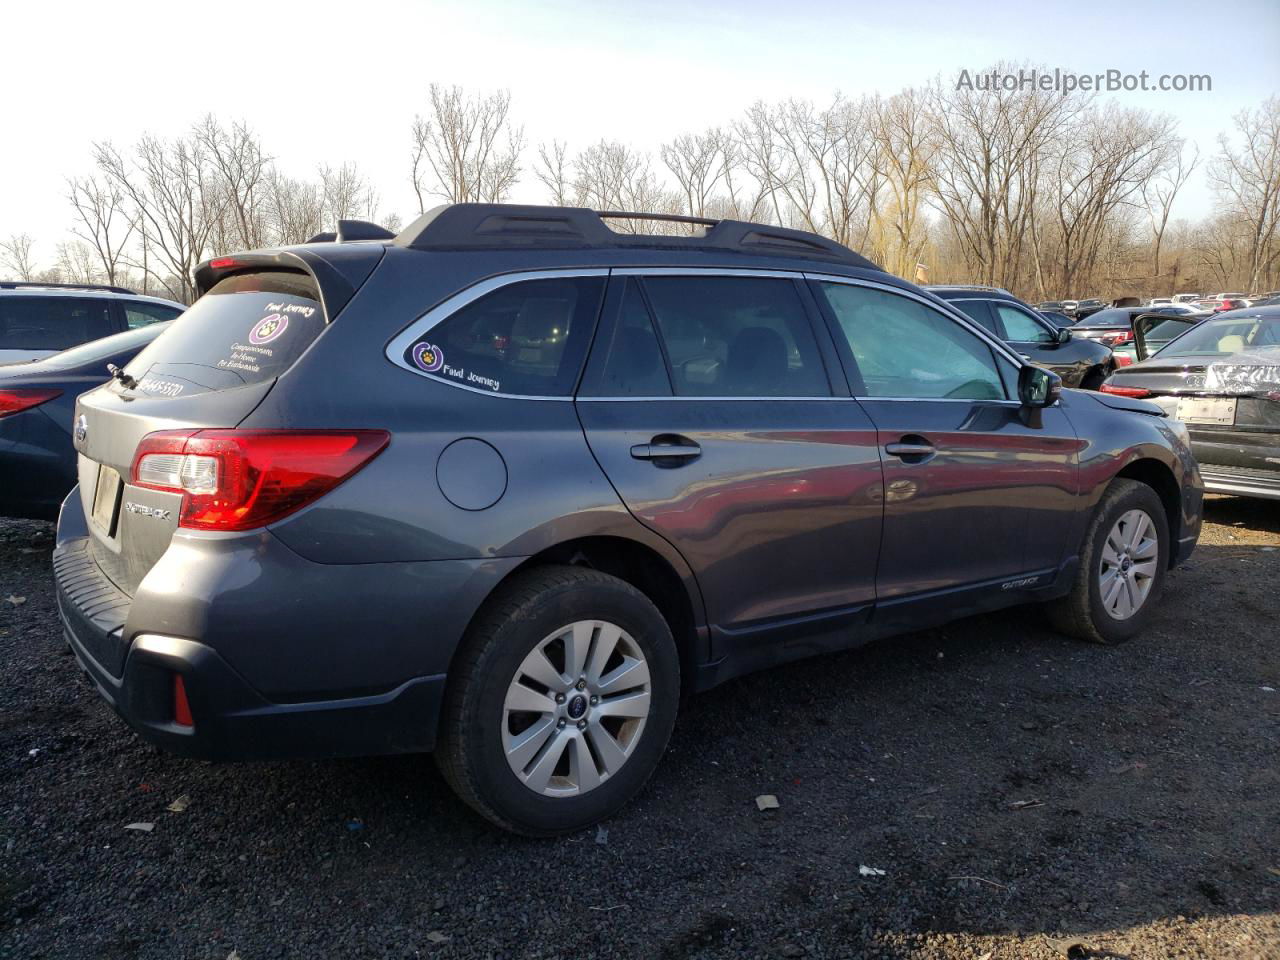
xmin=35 ymin=324 xmax=167 ymax=370
xmin=1157 ymin=315 xmax=1280 ymax=357
xmin=1080 ymin=308 xmax=1133 ymax=327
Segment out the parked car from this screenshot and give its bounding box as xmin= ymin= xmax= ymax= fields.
xmin=55 ymin=204 xmax=1202 ymax=835
xmin=1071 ymin=305 xmax=1196 ymax=348
xmin=1074 ymin=298 xmax=1107 ymax=320
xmin=1147 ymin=297 xmax=1174 ymax=307
xmin=1214 ymin=298 xmax=1249 ymax=313
xmin=1172 ymin=293 xmax=1201 ymax=304
xmin=1 ymin=323 xmax=173 ymax=519
xmin=1036 ymin=300 xmax=1067 ymax=313
xmin=1061 ymin=299 xmax=1080 ymax=317
xmin=928 ymin=286 xmax=1115 ymax=389
xmin=1102 ymin=305 xmax=1280 ymax=500
xmin=1111 ymin=307 xmax=1212 ymax=366
xmin=1039 ymin=310 xmax=1076 ymax=329
xmin=0 ymin=283 xmax=184 ymax=365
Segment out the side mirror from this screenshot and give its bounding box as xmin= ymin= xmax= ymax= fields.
xmin=1018 ymin=365 xmax=1062 ymax=407
xmin=1056 ymin=327 xmax=1071 ymax=344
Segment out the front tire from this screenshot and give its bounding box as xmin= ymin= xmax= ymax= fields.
xmin=1046 ymin=478 xmax=1169 ymax=645
xmin=435 ymin=565 xmax=679 ymax=836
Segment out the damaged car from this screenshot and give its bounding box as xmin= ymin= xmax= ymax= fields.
xmin=1101 ymin=305 xmax=1280 ymax=500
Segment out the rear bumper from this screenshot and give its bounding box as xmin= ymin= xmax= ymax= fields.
xmin=61 ymin=609 xmax=447 ymax=761
xmin=54 ymin=488 xmax=522 ymax=761
xmin=1199 ymin=464 xmax=1280 ymax=501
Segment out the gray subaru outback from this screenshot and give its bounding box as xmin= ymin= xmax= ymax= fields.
xmin=55 ymin=205 xmax=1203 ymax=835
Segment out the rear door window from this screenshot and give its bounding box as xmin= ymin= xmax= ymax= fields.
xmin=0 ymin=296 xmax=115 ymax=350
xmin=581 ymin=279 xmax=673 ymax=397
xmin=123 ymin=272 xmax=325 ymax=397
xmin=949 ymin=299 xmax=999 ymax=335
xmin=402 ymin=276 xmax=606 ymax=396
xmin=640 ymin=275 xmax=830 ymax=397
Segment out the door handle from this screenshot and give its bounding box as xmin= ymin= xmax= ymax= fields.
xmin=631 ymin=435 xmax=701 ymax=464
xmin=885 ymin=436 xmax=936 ymax=462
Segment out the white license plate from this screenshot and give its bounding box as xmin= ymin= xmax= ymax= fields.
xmin=91 ymin=464 xmax=123 ymax=534
xmin=1176 ymin=397 xmax=1236 ymax=425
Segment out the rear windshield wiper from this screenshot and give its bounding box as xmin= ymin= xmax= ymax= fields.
xmin=107 ymin=363 xmax=137 ymax=390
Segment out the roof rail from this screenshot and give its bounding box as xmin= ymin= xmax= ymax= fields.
xmin=391 ymin=204 xmax=881 ymax=270
xmin=0 ymin=281 xmax=136 ymax=295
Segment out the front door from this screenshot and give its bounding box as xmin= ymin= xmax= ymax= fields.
xmin=576 ymin=273 xmax=884 ymax=657
xmin=810 ymin=278 xmax=1079 ymax=624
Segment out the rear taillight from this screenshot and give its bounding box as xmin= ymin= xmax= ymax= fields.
xmin=130 ymin=429 xmax=389 ymax=531
xmin=0 ymin=388 xmax=62 ymax=419
xmin=1101 ymin=331 xmax=1133 ymax=345
xmin=1113 ymin=353 xmax=1133 ymax=367
xmin=1100 ymin=383 xmax=1152 ymax=398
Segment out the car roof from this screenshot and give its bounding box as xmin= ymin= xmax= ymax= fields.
xmin=924 ymin=285 xmax=1020 ymax=301
xmin=0 ymin=285 xmax=185 ymax=309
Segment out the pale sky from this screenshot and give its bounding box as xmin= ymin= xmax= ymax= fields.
xmin=5 ymin=0 xmax=1279 ymax=259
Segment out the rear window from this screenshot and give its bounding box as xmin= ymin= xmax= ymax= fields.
xmin=123 ymin=272 xmax=324 ymax=397
xmin=1081 ymin=308 xmax=1133 ymax=327
xmin=0 ymin=296 xmax=115 ymax=350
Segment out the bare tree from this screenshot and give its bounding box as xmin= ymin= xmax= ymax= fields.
xmin=1043 ymin=105 xmax=1177 ymax=295
xmin=410 ymin=85 xmax=523 ymax=210
xmin=1142 ymin=139 xmax=1199 ymax=284
xmin=1209 ymin=96 xmax=1280 ymax=292
xmin=568 ymin=141 xmax=677 ymax=231
xmin=661 ymin=128 xmax=729 ymax=222
xmin=56 ymin=240 xmax=101 ymax=285
xmin=870 ymin=89 xmax=936 ymax=278
xmin=94 ymin=134 xmax=227 ymax=301
xmin=263 ymin=169 xmax=324 ymax=245
xmin=320 ymin=162 xmax=380 ymax=224
xmin=926 ymin=66 xmax=1083 ymax=289
xmin=194 ymin=115 xmax=272 ymax=251
xmin=0 ymin=233 xmax=38 ymax=281
xmin=735 ymin=96 xmax=881 ymax=246
xmin=67 ymin=175 xmax=135 ymax=285
xmin=535 ymin=140 xmax=573 ymax=206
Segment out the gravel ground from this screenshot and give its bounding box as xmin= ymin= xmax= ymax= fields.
xmin=1 ymin=497 xmax=1277 ymax=960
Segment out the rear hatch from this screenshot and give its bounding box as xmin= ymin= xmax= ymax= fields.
xmin=74 ymin=270 xmax=328 ymax=596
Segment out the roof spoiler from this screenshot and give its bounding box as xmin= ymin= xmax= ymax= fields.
xmin=390 ymin=203 xmax=881 ymax=269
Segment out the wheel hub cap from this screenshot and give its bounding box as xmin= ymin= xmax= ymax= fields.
xmin=501 ymin=620 xmax=652 ymax=797
xmin=1098 ymin=508 xmax=1158 ymax=621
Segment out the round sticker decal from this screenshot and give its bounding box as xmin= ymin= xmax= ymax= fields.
xmin=412 ymin=342 xmax=445 ymax=373
xmin=249 ymin=313 xmax=288 ymax=345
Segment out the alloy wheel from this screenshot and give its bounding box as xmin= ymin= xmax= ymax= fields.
xmin=501 ymin=620 xmax=651 ymax=796
xmin=1098 ymin=508 xmax=1159 ymax=620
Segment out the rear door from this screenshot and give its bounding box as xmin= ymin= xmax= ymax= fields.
xmin=72 ymin=271 xmax=328 ymax=595
xmin=810 ymin=277 xmax=1079 ymax=625
xmin=576 ymin=271 xmax=884 ymax=659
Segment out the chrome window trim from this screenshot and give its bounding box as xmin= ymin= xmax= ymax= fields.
xmin=612 ymin=267 xmax=803 ymax=279
xmin=384 ymin=268 xmax=610 ymax=400
xmin=577 ymin=395 xmax=1022 ymax=405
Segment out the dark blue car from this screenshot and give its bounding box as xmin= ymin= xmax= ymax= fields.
xmin=1 ymin=323 xmax=171 ymax=520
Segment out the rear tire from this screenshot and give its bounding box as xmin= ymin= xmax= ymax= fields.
xmin=435 ymin=565 xmax=679 ymax=836
xmin=1046 ymin=478 xmax=1169 ymax=645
